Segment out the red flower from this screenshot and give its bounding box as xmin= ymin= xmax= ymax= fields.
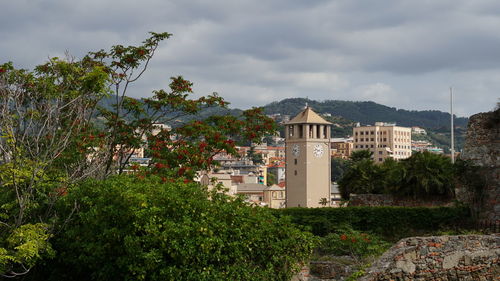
xmin=178 ymin=167 xmax=186 ymax=176
xmin=340 ymin=234 xmax=347 ymax=241
xmin=351 ymin=238 xmax=357 ymax=243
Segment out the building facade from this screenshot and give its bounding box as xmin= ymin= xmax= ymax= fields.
xmin=285 ymin=107 xmax=331 ymax=208
xmin=330 ymin=137 xmax=353 ymax=159
xmin=353 ymin=122 xmax=412 ymax=163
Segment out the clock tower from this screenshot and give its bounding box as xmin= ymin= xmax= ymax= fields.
xmin=285 ymin=106 xmax=332 ymax=208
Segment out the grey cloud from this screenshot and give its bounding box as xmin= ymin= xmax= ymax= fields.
xmin=1 ymin=0 xmax=499 ymax=116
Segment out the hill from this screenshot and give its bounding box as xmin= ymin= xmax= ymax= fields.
xmin=262 ymin=98 xmax=468 ymax=151
xmin=262 ymin=98 xmax=468 ymax=129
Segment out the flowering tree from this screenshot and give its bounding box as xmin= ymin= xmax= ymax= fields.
xmin=0 ymin=32 xmax=275 ymax=276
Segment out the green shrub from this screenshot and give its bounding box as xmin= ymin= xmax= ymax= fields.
xmin=319 ymin=226 xmax=389 ymax=259
xmin=274 ymin=206 xmax=471 ymax=239
xmin=38 ymin=176 xmax=316 ymax=281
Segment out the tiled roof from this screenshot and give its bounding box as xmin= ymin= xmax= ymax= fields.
xmin=286 ymin=107 xmax=331 ymax=125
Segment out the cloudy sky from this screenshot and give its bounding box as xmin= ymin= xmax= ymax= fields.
xmin=2 ymin=0 xmax=500 ymax=117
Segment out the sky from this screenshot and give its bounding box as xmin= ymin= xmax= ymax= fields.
xmin=1 ymin=0 xmax=500 ymax=117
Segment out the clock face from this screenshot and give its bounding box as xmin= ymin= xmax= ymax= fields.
xmin=313 ymin=144 xmax=324 ymax=158
xmin=292 ymin=144 xmax=300 ymax=157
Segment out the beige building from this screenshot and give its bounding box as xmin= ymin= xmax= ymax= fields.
xmin=236 ymin=183 xmax=285 ymax=208
xmin=285 ymin=107 xmax=331 ymax=208
xmin=331 ymin=137 xmax=353 ymax=159
xmin=353 ymin=122 xmax=412 ymax=163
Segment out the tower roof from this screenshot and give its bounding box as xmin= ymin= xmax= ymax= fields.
xmin=286 ymin=107 xmax=332 ymax=125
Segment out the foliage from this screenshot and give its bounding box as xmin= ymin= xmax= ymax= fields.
xmin=0 ymin=223 xmax=54 ymax=278
xmin=398 ymin=151 xmax=455 ymax=199
xmin=266 ymin=172 xmax=276 ymax=186
xmin=246 ymin=146 xmax=264 ymax=165
xmin=454 ymin=159 xmax=486 ymax=219
xmin=274 ymin=205 xmax=470 ymax=239
xmin=263 ymin=98 xmax=468 ymax=130
xmin=262 ymin=98 xmax=467 ymax=150
xmin=0 ymin=32 xmax=276 ymax=277
xmin=319 ymin=226 xmax=389 ymax=260
xmin=349 ymin=150 xmax=372 ymax=162
xmin=338 ymin=151 xmax=456 ymax=199
xmin=331 ymin=157 xmax=349 ymax=182
xmin=38 ymin=176 xmax=317 ymax=281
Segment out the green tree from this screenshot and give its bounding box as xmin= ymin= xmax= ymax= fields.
xmin=349 ymin=150 xmax=372 ymax=162
xmin=399 ymin=151 xmax=455 ymax=199
xmin=318 ymin=198 xmax=329 ymax=207
xmin=266 ymin=172 xmax=276 ymax=186
xmin=0 ymin=57 xmax=108 ymax=277
xmin=247 ymin=146 xmax=264 ymax=165
xmin=331 ymin=157 xmax=349 ymax=182
xmin=40 ymin=176 xmax=316 ymax=281
xmin=0 ymin=32 xmax=276 ymax=277
xmin=338 ymin=158 xmax=383 ymax=199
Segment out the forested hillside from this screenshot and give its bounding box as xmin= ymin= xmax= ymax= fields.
xmin=262 ymin=98 xmax=468 ymax=129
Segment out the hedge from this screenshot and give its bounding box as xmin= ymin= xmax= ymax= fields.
xmin=273 ymin=206 xmax=471 ymax=238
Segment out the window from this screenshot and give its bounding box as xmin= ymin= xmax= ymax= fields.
xmin=379 ymin=151 xmax=382 ymax=155
xmin=379 ymin=158 xmax=383 ymax=162
xmin=316 ymin=125 xmax=321 ymax=139
xmin=294 ymin=159 xmax=297 ymax=165
xmin=370 ymin=144 xmax=374 ymax=148
xmin=294 ymin=170 xmax=297 ymax=176
xmin=371 ymin=138 xmax=374 ymax=141
xmin=289 ymin=125 xmax=294 ymax=137
xmin=355 ymin=132 xmax=358 ymax=136
xmin=360 ymin=132 xmax=364 ymax=135
xmin=370 ymin=131 xmax=374 ymax=135
xmin=298 ymin=125 xmax=303 ymax=138
xmin=383 ymin=138 xmax=387 ymax=142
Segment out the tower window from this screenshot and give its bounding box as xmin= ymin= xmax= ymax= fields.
xmin=288 ymin=125 xmax=294 ymax=137
xmin=298 ymin=125 xmax=303 ymax=138
xmin=294 ymin=159 xmax=297 ymax=165
xmin=294 ymin=170 xmax=297 ymax=176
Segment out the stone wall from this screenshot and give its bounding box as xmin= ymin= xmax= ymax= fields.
xmin=459 ymin=109 xmax=500 ymax=223
xmin=360 ymin=234 xmax=500 ymax=281
xmin=348 ymin=194 xmax=452 ymax=207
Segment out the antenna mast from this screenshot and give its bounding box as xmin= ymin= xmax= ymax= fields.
xmin=450 ymin=87 xmax=455 ymax=163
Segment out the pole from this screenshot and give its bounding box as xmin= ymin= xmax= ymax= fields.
xmin=450 ymin=87 xmax=455 ymax=163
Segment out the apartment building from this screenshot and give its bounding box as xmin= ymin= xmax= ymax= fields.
xmin=353 ymin=122 xmax=412 ymax=163
xmin=330 ymin=137 xmax=353 ymax=159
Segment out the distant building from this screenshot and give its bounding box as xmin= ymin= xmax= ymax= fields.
xmin=353 ymin=122 xmax=412 ymax=162
xmin=199 ymin=172 xmax=237 ymax=195
xmin=330 ymin=137 xmax=353 ymax=159
xmin=330 ymin=183 xmax=342 ymax=207
xmin=411 ymin=126 xmax=427 ymax=135
xmin=236 ymin=183 xmax=285 ymax=208
xmin=285 ymin=106 xmax=331 ymax=207
xmin=268 ymin=162 xmax=286 ymax=183
xmin=412 ymin=140 xmax=444 ymax=154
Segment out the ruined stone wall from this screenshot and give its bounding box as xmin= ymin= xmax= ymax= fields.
xmin=459 ymin=110 xmax=500 ymax=223
xmin=361 ymin=234 xmax=500 ymax=281
xmin=348 ymin=194 xmax=452 ymax=207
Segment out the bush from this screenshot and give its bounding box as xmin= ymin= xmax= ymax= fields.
xmin=274 ymin=206 xmax=471 ymax=239
xmin=37 ymin=176 xmax=316 ymax=281
xmin=319 ymin=226 xmax=389 ymax=259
